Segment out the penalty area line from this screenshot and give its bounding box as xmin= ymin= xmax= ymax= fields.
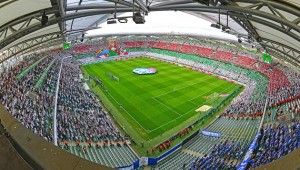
xmin=146 ymin=100 xmax=206 ymax=133
xmin=147 ymin=83 xmax=237 ymax=133
xmin=106 ymin=92 xmax=151 ymax=133
xmin=152 ymin=97 xmax=181 ymax=116
xmin=84 ymin=65 xmax=152 ymax=133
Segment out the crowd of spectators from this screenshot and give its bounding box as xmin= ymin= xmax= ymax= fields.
xmin=144 ymin=48 xmax=268 ymax=118
xmin=124 ymin=38 xmax=300 ymax=119
xmin=190 ymin=155 xmax=237 ymax=170
xmin=0 ymin=48 xmax=124 ymax=145
xmin=222 ymin=69 xmax=268 ymax=119
xmin=249 ymin=119 xmax=300 ymax=168
xmin=57 ymin=59 xmax=123 ymax=143
xmin=0 ymin=36 xmax=299 ymax=169
xmin=267 ymin=62 xmax=300 ymax=106
xmin=70 ymin=38 xmax=300 ymax=169
xmin=190 ymin=140 xmax=247 ymax=169
xmin=0 ymin=52 xmax=60 ymax=142
xmin=210 ymin=140 xmax=247 ymax=160
xmin=120 ymin=38 xmax=300 ymax=117
xmin=124 ymin=38 xmax=293 ymax=95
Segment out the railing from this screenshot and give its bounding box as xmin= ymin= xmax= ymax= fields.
xmin=0 ymin=104 xmax=111 ymax=170
xmin=238 ymin=97 xmax=269 ymax=170
xmin=53 ymin=56 xmax=71 ymax=146
xmin=259 ymin=97 xmax=269 ymax=132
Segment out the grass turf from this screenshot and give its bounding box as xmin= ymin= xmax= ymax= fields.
xmin=81 ymin=57 xmax=239 ymax=142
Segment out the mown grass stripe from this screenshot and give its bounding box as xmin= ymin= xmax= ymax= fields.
xmin=81 ymin=57 xmax=242 ymax=157
xmin=81 ymin=57 xmax=239 ymax=138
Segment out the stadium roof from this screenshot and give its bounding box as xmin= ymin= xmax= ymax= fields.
xmin=0 ymin=0 xmax=300 ymax=67
xmin=84 ymin=11 xmax=240 ymax=42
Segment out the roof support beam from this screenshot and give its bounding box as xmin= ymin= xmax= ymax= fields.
xmin=263 ymin=44 xmax=300 ymax=67
xmin=259 ymin=37 xmax=300 ymax=55
xmin=87 ymin=14 xmax=111 ymax=28
xmin=0 ymin=32 xmax=62 ymax=63
xmin=0 ymin=0 xmax=11 ymax=3
xmin=57 ymin=0 xmax=66 ymax=40
xmin=1 ymin=5 xmax=300 ymax=47
xmin=230 ymin=0 xmax=300 ymax=17
xmin=70 ymin=0 xmax=83 ymax=32
xmin=0 ymin=8 xmax=136 ymax=49
xmin=265 ymin=3 xmax=286 ymax=29
xmin=2 ymin=5 xmax=300 ymax=44
xmin=149 ymin=5 xmax=300 ymax=41
xmin=244 ymin=2 xmax=263 ymax=9
xmin=20 ymin=38 xmax=63 ymax=57
xmin=152 ymin=4 xmax=300 ymax=33
xmin=135 ymin=0 xmax=149 ymax=12
xmin=231 ymin=15 xmax=259 ymax=39
xmin=104 ymin=0 xmax=139 ymax=8
xmin=57 ymin=0 xmax=65 ymax=28
xmin=0 ymin=0 xmax=17 ymax=9
xmin=0 ymin=7 xmax=57 ymax=32
xmin=151 ymin=0 xmax=194 ymax=7
xmin=65 ymin=0 xmax=298 ymax=30
xmin=66 ymin=4 xmax=128 ymax=11
xmin=288 ymin=17 xmax=300 ymax=32
xmin=1 ymin=2 xmax=300 ymax=67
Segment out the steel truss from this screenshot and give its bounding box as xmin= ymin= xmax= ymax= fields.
xmin=0 ymin=32 xmax=62 ymax=63
xmin=0 ymin=0 xmax=299 ymax=66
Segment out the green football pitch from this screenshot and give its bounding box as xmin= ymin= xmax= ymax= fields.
xmin=81 ymin=57 xmax=239 ymax=141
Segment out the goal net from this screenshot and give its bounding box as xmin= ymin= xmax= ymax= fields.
xmin=107 ymin=72 xmax=120 ymax=81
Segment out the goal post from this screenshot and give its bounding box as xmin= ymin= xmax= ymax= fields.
xmin=107 ymin=72 xmax=120 ymax=81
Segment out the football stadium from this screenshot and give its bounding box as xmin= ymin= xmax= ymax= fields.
xmin=0 ymin=0 xmax=299 ymax=170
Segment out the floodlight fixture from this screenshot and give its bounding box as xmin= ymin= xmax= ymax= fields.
xmin=222 ymin=26 xmax=231 ymax=32
xmin=211 ymin=24 xmax=221 ymax=29
xmin=133 ymin=12 xmax=145 ymax=24
xmin=193 ymin=0 xmax=209 ymax=6
xmin=107 ymin=19 xmax=117 ymax=24
xmin=118 ymin=17 xmax=128 ymax=23
xmin=41 ymin=11 xmax=48 ymax=26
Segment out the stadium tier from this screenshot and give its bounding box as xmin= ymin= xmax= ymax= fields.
xmin=0 ymin=36 xmax=299 ymax=170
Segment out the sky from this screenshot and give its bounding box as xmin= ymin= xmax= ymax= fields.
xmin=86 ymin=11 xmax=238 ymax=41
